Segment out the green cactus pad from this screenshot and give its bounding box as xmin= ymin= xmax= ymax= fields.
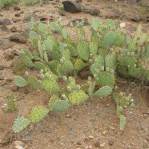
xmin=42 ymin=79 xmax=60 ymax=95
xmin=48 ymin=95 xmax=71 ymax=112
xmin=95 ymin=71 xmax=115 ymax=87
xmin=68 ymin=90 xmax=89 ymax=105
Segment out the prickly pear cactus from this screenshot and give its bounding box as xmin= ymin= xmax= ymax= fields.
xmin=77 ymin=41 xmax=90 ymax=61
xmin=41 ymin=71 xmax=60 ymax=94
xmin=90 ymin=54 xmax=116 ymax=87
xmin=68 ymin=90 xmax=89 ymax=105
xmin=66 ymin=77 xmax=81 ymax=92
xmin=74 ymin=58 xmax=87 ymax=72
xmin=48 ymin=95 xmax=71 ymax=112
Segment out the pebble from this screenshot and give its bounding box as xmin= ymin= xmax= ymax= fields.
xmin=0 ymin=38 xmax=14 ymax=50
xmin=102 ymin=130 xmax=108 ymax=135
xmin=10 ymin=26 xmax=17 ymax=32
xmin=9 ymin=33 xmax=27 ymax=44
xmin=15 ymin=13 xmax=21 ymax=17
xmin=65 ymin=114 xmax=71 ymax=118
xmin=100 ymin=142 xmax=106 ymax=147
xmin=85 ymin=145 xmax=92 ymax=149
xmin=94 ymin=140 xmax=100 ymax=148
xmin=0 ymin=18 xmax=11 ymax=25
xmin=14 ymin=6 xmax=21 ymax=11
xmin=0 ymin=65 xmax=5 ymax=70
xmin=120 ymin=22 xmax=126 ymax=28
xmin=62 ymin=0 xmax=82 ymax=13
xmin=14 ymin=141 xmax=25 ymax=149
xmin=88 ymin=135 xmax=94 ymax=139
xmin=108 ymin=139 xmax=114 ymax=146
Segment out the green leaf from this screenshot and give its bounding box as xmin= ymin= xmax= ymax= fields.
xmin=74 ymin=58 xmax=87 ymax=72
xmin=89 ymin=41 xmax=98 ymax=56
xmin=15 ymin=76 xmax=28 ymax=87
xmin=42 ymin=79 xmax=60 ymax=95
xmin=29 ymin=106 xmax=49 ymax=123
xmin=77 ymin=42 xmax=89 ymax=61
xmin=102 ymin=31 xmax=125 ymax=48
xmin=49 ymin=96 xmax=71 ymax=112
xmin=12 ymin=116 xmax=30 ymax=133
xmin=68 ymin=90 xmax=89 ymax=105
xmin=120 ymin=114 xmax=126 ymax=130
xmin=94 ymin=86 xmax=113 ymax=97
xmin=95 ymin=71 xmax=115 ymax=87
xmin=105 ymin=54 xmax=116 ymax=70
xmin=27 ymin=75 xmax=40 ymax=90
xmin=90 ymin=19 xmax=101 ymax=31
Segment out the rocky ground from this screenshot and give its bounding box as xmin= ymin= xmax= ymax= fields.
xmin=0 ymin=0 xmax=149 ymax=149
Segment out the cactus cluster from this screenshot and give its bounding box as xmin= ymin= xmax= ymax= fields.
xmin=13 ymin=19 xmax=149 ymax=132
xmin=117 ymin=26 xmax=149 ymax=83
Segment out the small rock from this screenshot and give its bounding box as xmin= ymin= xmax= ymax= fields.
xmin=12 ymin=18 xmax=21 ymax=23
xmin=76 ymin=141 xmax=82 ymax=145
xmin=102 ymin=130 xmax=108 ymax=135
xmin=10 ymin=84 xmax=18 ymax=92
xmin=0 ymin=18 xmax=11 ymax=25
xmin=65 ymin=114 xmax=71 ymax=118
xmin=83 ymin=6 xmax=100 ymax=16
xmin=85 ymin=145 xmax=92 ymax=149
xmin=10 ymin=26 xmax=17 ymax=32
xmin=103 ymin=9 xmax=121 ymax=19
xmin=4 ymin=48 xmax=19 ymax=60
xmin=15 ymin=13 xmax=21 ymax=17
xmin=88 ymin=135 xmax=94 ymax=139
xmin=108 ymin=139 xmax=114 ymax=146
xmin=0 ymin=25 xmax=9 ymax=32
xmin=14 ymin=6 xmax=21 ymax=11
xmin=94 ymin=140 xmax=100 ymax=148
xmin=9 ymin=33 xmax=27 ymax=44
xmin=0 ymin=73 xmax=4 ymax=80
xmin=14 ymin=140 xmax=25 ymax=149
xmin=120 ymin=22 xmax=126 ymax=28
xmin=62 ymin=0 xmax=82 ymax=13
xmin=100 ymin=142 xmax=106 ymax=147
xmin=0 ymin=39 xmax=14 ymax=50
xmin=89 ymin=8 xmax=100 ymax=16
xmin=0 ymin=65 xmax=5 ymax=70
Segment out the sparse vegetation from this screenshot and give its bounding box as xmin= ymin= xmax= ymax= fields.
xmin=12 ymin=19 xmax=149 ymax=133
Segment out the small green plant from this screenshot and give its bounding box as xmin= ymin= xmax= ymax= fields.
xmin=68 ymin=90 xmax=89 ymax=105
xmin=48 ymin=95 xmax=71 ymax=112
xmin=41 ymin=70 xmax=60 ymax=94
xmin=0 ymin=0 xmax=18 ymax=7
xmin=29 ymin=105 xmax=49 ymax=123
xmin=113 ymin=91 xmax=134 ymax=130
xmin=12 ymin=116 xmax=30 ymax=133
xmin=15 ymin=76 xmax=28 ymax=88
xmin=4 ymin=95 xmax=17 ymax=112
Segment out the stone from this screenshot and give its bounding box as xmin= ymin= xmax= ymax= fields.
xmin=94 ymin=140 xmax=100 ymax=148
xmin=15 ymin=13 xmax=21 ymax=17
xmin=0 ymin=39 xmax=14 ymax=50
xmin=9 ymin=33 xmax=27 ymax=44
xmin=0 ymin=18 xmax=11 ymax=25
xmin=13 ymin=6 xmax=21 ymax=11
xmin=10 ymin=26 xmax=17 ymax=32
xmin=62 ymin=0 xmax=82 ymax=13
xmin=108 ymin=139 xmax=114 ymax=146
xmin=0 ymin=25 xmax=9 ymax=32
